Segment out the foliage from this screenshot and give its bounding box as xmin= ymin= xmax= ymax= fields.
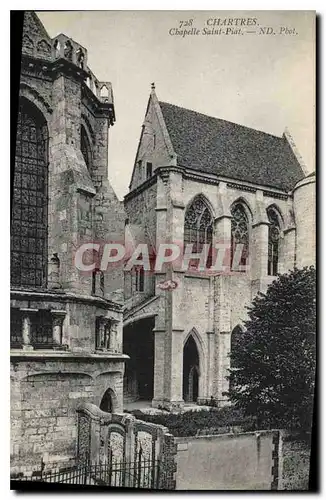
xmin=226 ymin=266 xmax=316 ymax=431
xmin=282 ymin=439 xmax=311 ymax=490
xmin=129 ymin=406 xmax=255 ymax=437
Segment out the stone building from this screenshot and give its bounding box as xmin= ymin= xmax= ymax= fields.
xmin=10 ymin=12 xmax=126 ymax=473
xmin=123 ymin=85 xmax=315 ymax=410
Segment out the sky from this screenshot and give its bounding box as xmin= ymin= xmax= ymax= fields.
xmin=37 ymin=10 xmax=315 ymax=200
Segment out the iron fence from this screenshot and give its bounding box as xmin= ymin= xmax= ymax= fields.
xmin=11 ymin=458 xmax=160 ymax=489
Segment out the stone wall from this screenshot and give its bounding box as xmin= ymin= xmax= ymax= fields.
xmin=124 ymin=154 xmax=307 ymax=407
xmin=124 ymin=180 xmax=157 ymax=301
xmin=10 ymin=290 xmax=126 ymax=474
xmin=11 ymin=355 xmax=125 ymax=475
xmin=175 ymin=430 xmax=283 ymax=490
xmin=124 ymin=89 xmax=304 ymax=408
xmin=11 ymin=12 xmax=126 ymax=477
xmin=76 ymin=402 xmax=177 ymax=490
xmin=293 ymin=174 xmax=316 ymax=269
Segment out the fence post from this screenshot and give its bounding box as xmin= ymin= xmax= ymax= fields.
xmin=271 ymin=430 xmax=284 ymax=490
xmin=159 ymin=433 xmax=177 ymax=490
xmin=90 ymin=418 xmax=101 ymax=463
xmin=108 ymin=447 xmax=113 ymax=487
xmin=137 ymin=446 xmax=143 ymax=488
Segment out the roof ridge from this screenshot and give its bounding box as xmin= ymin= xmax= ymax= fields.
xmin=158 ymin=100 xmax=285 ymax=142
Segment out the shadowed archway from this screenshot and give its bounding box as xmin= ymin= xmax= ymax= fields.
xmin=100 ymin=388 xmax=116 ymax=413
xmin=123 ymin=317 xmax=155 ymax=403
xmin=183 ymin=335 xmax=200 ymax=403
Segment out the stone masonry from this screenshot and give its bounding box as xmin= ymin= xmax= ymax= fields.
xmin=123 ymin=86 xmax=316 ymax=410
xmin=10 ymin=12 xmax=126 ymax=474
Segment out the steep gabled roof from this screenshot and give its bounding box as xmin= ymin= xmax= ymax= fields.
xmin=158 ymin=101 xmax=305 ymax=192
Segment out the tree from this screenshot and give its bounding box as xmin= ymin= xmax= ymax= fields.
xmin=226 ymin=266 xmax=316 ymax=431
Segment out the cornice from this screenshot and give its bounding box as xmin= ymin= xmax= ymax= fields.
xmin=125 ymin=164 xmax=290 ymax=202
xmin=227 ymin=181 xmax=256 ymax=193
xmin=263 ymin=190 xmax=289 ymax=200
xmin=10 ymin=288 xmax=123 ymax=312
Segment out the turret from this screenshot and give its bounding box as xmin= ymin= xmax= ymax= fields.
xmin=292 ymin=171 xmax=316 ymax=268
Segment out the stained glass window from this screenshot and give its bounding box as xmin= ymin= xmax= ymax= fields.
xmin=11 ymin=99 xmax=48 ymax=288
xmin=184 ymin=197 xmax=213 ymax=268
xmin=231 ymin=204 xmax=249 ymax=270
xmin=267 ymin=208 xmax=281 ymax=276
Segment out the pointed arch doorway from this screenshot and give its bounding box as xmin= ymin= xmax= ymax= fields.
xmin=183 ymin=335 xmax=200 ymax=403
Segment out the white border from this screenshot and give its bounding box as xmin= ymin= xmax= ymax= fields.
xmin=2 ymin=2 xmax=323 ymax=498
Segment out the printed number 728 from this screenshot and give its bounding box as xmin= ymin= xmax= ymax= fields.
xmin=179 ymin=19 xmax=193 ymax=28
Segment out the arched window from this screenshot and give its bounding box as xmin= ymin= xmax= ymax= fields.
xmin=81 ymin=125 xmax=92 ymax=172
xmin=229 ymin=325 xmax=243 ymax=391
xmin=231 ymin=203 xmax=249 ymax=271
xmin=100 ymin=85 xmax=109 ymax=97
xmin=267 ymin=207 xmax=281 ymax=276
xmin=11 ymin=98 xmax=48 ymax=288
xmin=184 ymin=196 xmax=213 ymax=268
xmin=135 ymin=266 xmax=144 ymax=292
xmin=183 ymin=335 xmax=200 ymax=402
xmin=230 ymin=325 xmax=243 ymax=368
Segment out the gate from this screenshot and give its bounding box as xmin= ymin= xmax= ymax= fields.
xmin=11 ymin=403 xmax=177 ymax=490
xmin=75 ymin=402 xmax=177 ymax=490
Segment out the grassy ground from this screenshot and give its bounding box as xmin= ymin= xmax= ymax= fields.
xmin=282 ymin=438 xmax=311 ymax=490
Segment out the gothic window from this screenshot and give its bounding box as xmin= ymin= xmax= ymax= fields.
xmin=81 ymin=125 xmax=92 ymax=172
xmin=231 ymin=203 xmax=249 ymax=271
xmin=229 ymin=325 xmax=243 ymax=391
xmin=11 ymin=99 xmax=48 ymax=288
xmin=230 ymin=325 xmax=243 ymax=368
xmin=267 ymin=208 xmax=281 ymax=276
xmin=184 ymin=197 xmax=213 ymax=268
